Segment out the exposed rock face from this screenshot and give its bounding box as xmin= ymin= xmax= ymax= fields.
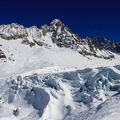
xmin=0 ymin=23 xmax=27 ymax=40
xmin=49 ymin=19 xmax=114 ymax=59
xmin=0 ymin=19 xmax=118 ymax=59
xmin=92 ymin=37 xmax=120 ymax=53
xmin=0 ymin=49 xmax=6 ymax=60
xmin=50 ymin=19 xmax=83 ymax=48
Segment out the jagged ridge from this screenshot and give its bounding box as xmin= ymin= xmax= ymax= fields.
xmin=92 ymin=37 xmax=120 ymax=53
xmin=0 ymin=19 xmax=116 ymax=60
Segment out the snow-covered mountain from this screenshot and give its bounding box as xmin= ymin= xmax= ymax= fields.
xmin=92 ymin=36 xmax=120 ymax=53
xmin=0 ymin=19 xmax=115 ymax=61
xmin=0 ymin=19 xmax=120 ymax=120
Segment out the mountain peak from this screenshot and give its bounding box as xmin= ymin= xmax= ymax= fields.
xmin=50 ymin=19 xmax=62 ymax=25
xmin=0 ymin=19 xmax=119 ymax=60
xmin=92 ymin=36 xmax=120 ymax=52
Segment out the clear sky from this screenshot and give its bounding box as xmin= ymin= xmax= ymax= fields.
xmin=0 ymin=0 xmax=119 ymax=42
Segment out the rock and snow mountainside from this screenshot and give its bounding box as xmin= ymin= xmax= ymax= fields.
xmin=0 ymin=19 xmax=120 ymax=120
xmin=92 ymin=37 xmax=120 ymax=53
xmin=0 ymin=19 xmax=115 ymax=60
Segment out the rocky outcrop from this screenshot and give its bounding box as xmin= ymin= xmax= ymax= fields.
xmin=50 ymin=19 xmax=83 ymax=48
xmin=0 ymin=23 xmax=27 ymax=40
xmin=92 ymin=37 xmax=120 ymax=53
xmin=49 ymin=19 xmax=114 ymax=59
xmin=0 ymin=49 xmax=6 ymax=60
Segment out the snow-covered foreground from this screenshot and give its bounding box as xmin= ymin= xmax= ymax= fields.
xmin=0 ymin=66 xmax=120 ymax=120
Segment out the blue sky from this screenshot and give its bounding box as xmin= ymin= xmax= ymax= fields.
xmin=0 ymin=0 xmax=119 ymax=42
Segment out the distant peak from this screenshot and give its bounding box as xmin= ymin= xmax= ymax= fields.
xmin=51 ymin=19 xmax=61 ymax=23
xmin=94 ymin=36 xmax=106 ymax=40
xmin=0 ymin=23 xmax=26 ymax=29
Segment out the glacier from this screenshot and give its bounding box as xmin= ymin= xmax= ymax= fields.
xmin=0 ymin=66 xmax=120 ymax=120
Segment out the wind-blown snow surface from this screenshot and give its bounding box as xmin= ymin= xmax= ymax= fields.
xmin=0 ymin=35 xmax=120 ymax=78
xmin=0 ymin=66 xmax=120 ymax=120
